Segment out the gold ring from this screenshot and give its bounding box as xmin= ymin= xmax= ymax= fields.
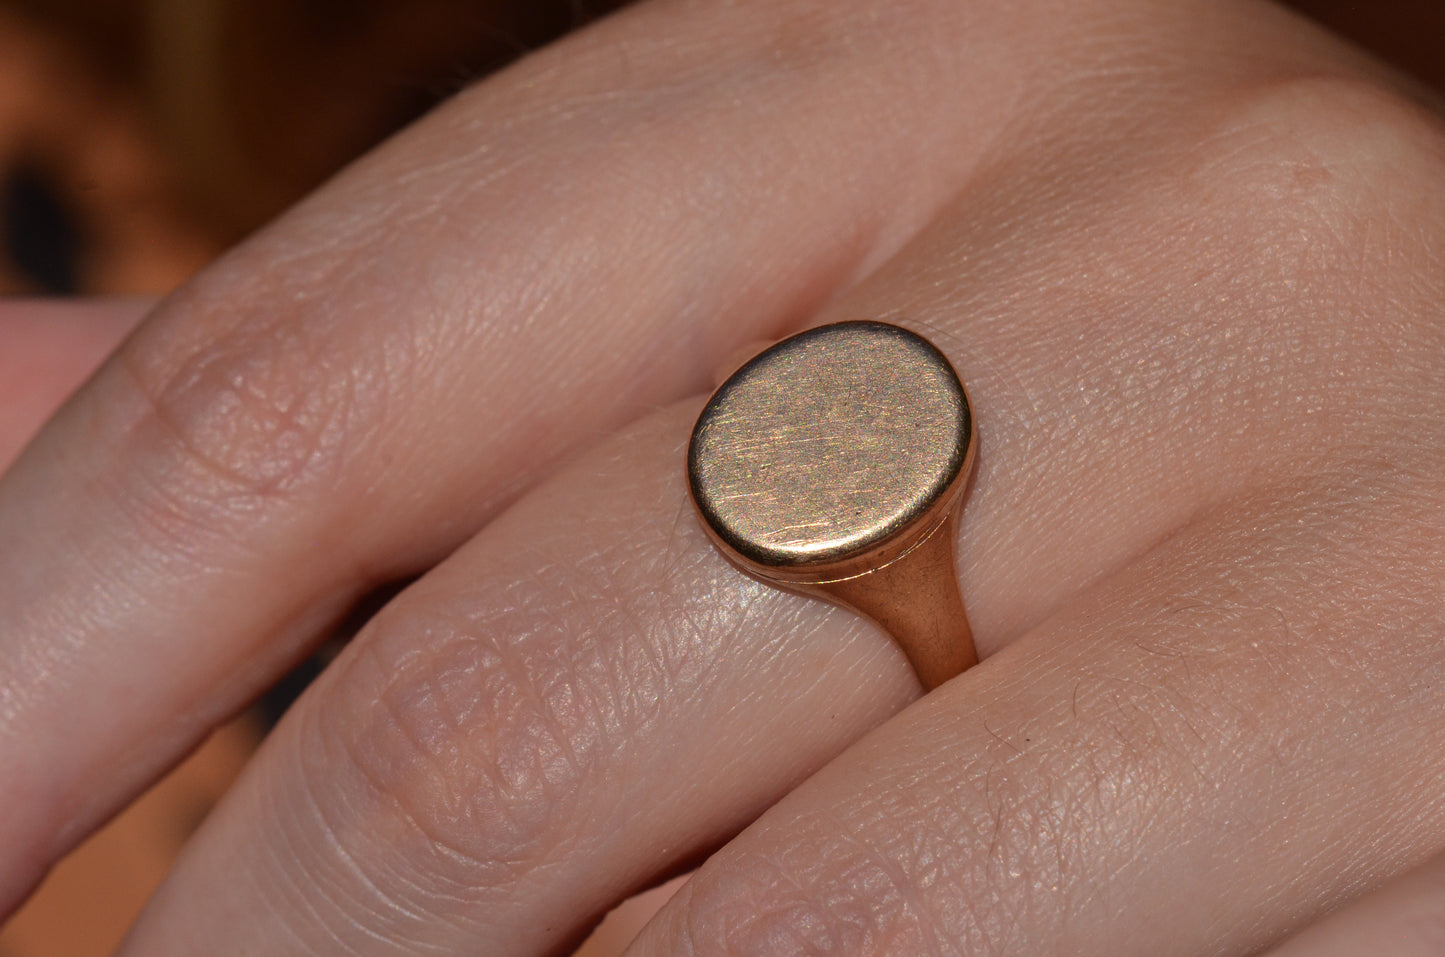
xmin=687 ymin=320 xmax=978 ymax=690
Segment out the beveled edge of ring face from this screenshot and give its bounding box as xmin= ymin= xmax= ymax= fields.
xmin=686 ymin=320 xmax=975 ymax=586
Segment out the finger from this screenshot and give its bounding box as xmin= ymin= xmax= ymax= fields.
xmin=1264 ymin=852 xmax=1445 ymax=957
xmin=0 ymin=299 xmax=148 ymax=468
xmin=116 ymin=400 xmax=915 ymax=956
xmin=0 ymin=0 xmax=1155 ymax=910
xmin=118 ymin=47 xmax=1445 ymax=957
xmin=624 ymin=462 xmax=1445 ymax=957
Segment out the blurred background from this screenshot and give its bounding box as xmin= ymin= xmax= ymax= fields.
xmin=0 ymin=0 xmax=1440 ymax=953
xmin=0 ymin=0 xmax=636 ymax=297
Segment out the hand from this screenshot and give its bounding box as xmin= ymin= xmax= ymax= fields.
xmin=3 ymin=1 xmax=1443 ymax=954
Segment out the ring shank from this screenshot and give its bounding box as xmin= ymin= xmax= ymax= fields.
xmin=797 ymin=512 xmax=976 ymax=690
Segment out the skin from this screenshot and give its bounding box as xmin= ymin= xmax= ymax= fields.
xmin=1263 ymin=851 xmax=1445 ymax=956
xmin=0 ymin=301 xmax=148 ymax=470
xmin=1 ymin=0 xmax=1444 ymax=954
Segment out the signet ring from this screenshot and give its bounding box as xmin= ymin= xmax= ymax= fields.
xmin=686 ymin=320 xmax=978 ymax=690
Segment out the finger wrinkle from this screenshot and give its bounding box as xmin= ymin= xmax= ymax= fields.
xmin=114 ymin=322 xmax=362 ymax=512
xmin=336 ymin=626 xmax=597 ymax=892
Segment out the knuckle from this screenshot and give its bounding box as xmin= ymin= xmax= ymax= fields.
xmin=674 ymin=818 xmax=963 ymax=957
xmin=1175 ymin=71 xmax=1445 ymax=445
xmin=115 ymin=304 xmax=364 ymax=522
xmin=322 ymin=606 xmax=596 ymax=897
xmin=1197 ymin=72 xmax=1445 ymax=256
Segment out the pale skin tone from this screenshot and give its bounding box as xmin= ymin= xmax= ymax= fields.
xmin=2 ymin=0 xmax=1445 ymax=953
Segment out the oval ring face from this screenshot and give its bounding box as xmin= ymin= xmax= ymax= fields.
xmin=688 ymin=321 xmax=971 ymax=571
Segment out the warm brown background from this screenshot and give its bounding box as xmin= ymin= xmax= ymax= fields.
xmin=0 ymin=1 xmax=1440 ymax=954
xmin=1 ymin=0 xmax=1442 ymax=294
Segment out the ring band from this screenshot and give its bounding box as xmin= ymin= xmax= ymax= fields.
xmin=686 ymin=320 xmax=978 ymax=689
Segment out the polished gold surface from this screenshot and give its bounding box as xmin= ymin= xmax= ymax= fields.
xmin=687 ymin=321 xmax=978 ymax=689
xmin=689 ymin=321 xmax=970 ymax=576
